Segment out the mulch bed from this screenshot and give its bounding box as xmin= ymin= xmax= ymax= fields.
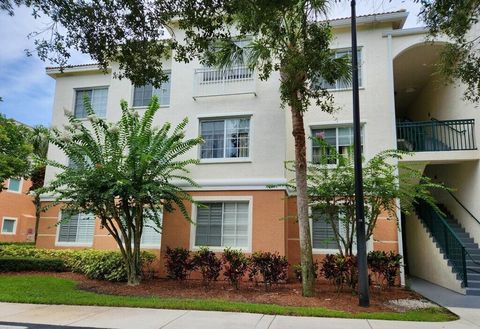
xmin=2 ymin=271 xmax=426 ymax=313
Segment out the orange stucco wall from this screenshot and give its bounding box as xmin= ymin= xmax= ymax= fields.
xmin=0 ymin=179 xmax=36 ymax=242
xmin=37 ymin=190 xmax=288 ymax=277
xmin=37 ymin=191 xmax=399 ymax=278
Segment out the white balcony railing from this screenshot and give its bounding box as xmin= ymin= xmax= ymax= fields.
xmin=193 ymin=66 xmax=256 ymax=99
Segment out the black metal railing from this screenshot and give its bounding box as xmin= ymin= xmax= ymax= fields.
xmin=415 ymin=200 xmax=468 ymax=287
xmin=397 ymin=119 xmax=476 ymax=152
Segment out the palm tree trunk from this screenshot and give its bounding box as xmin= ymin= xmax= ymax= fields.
xmin=291 ymin=106 xmax=316 ymax=297
xmin=33 ymin=193 xmax=41 ymax=243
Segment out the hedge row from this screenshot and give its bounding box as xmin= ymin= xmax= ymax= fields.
xmin=0 ymin=257 xmax=66 ymax=272
xmin=0 ymin=245 xmax=156 ymax=282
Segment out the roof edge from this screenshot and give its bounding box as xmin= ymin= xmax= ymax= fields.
xmin=46 ymin=63 xmax=109 ymax=77
xmin=329 ymin=10 xmax=409 ymax=29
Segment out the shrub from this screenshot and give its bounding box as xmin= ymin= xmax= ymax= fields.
xmin=320 ymin=254 xmax=357 ymax=292
xmin=222 ymin=248 xmax=249 ymax=289
xmin=248 ymin=251 xmax=288 ymax=290
xmin=292 ymin=261 xmax=319 ymax=283
xmin=164 ymin=247 xmax=192 ymax=281
xmin=0 ymin=242 xmax=35 ymax=247
xmin=0 ymin=257 xmax=66 ymax=272
xmin=367 ymin=251 xmax=402 ymax=288
xmin=0 ymin=244 xmax=156 ymax=282
xmin=191 ymin=247 xmax=222 ymax=287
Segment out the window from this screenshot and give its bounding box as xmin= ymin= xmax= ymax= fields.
xmin=311 ymin=126 xmax=364 ymax=164
xmin=311 ymin=209 xmax=339 ymax=250
xmin=1 ymin=218 xmax=17 ymax=234
xmin=316 ymin=48 xmax=363 ymax=90
xmin=74 ymin=88 xmax=108 ymax=119
xmin=200 ymin=118 xmax=250 ymax=160
xmin=7 ymin=178 xmax=21 ymax=192
xmin=57 ymin=212 xmax=95 ymax=244
xmin=141 ymin=215 xmax=162 ymax=246
xmin=194 ymin=202 xmax=249 ymax=249
xmin=133 ymin=72 xmax=171 ymax=107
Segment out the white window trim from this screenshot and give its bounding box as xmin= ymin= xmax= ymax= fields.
xmin=308 ymin=121 xmax=367 ymax=165
xmin=1 ymin=217 xmax=18 ymax=235
xmin=324 ymin=46 xmax=365 ymax=92
xmin=72 ymin=85 xmax=110 ymax=120
xmin=189 ymin=195 xmax=253 ymax=253
xmin=198 ymin=114 xmax=253 ymax=163
xmin=55 ymin=210 xmax=95 ymax=247
xmin=6 ymin=178 xmax=23 ymax=194
xmin=131 ymin=70 xmax=172 ymax=109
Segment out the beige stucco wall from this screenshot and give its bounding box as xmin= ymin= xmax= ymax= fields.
xmin=406 ymin=213 xmax=465 ymax=294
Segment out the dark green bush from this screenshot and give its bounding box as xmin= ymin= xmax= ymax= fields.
xmin=0 ymin=257 xmax=66 ymax=272
xmin=222 ymin=247 xmax=249 ymax=289
xmin=0 ymin=244 xmax=156 ymax=282
xmin=367 ymin=251 xmax=402 ymax=288
xmin=292 ymin=261 xmax=319 ymax=283
xmin=164 ymin=247 xmax=193 ymax=281
xmin=0 ymin=242 xmax=35 ymax=247
xmin=320 ymin=254 xmax=358 ymax=292
xmin=191 ymin=247 xmax=222 ymax=287
xmin=248 ymin=251 xmax=288 ymax=290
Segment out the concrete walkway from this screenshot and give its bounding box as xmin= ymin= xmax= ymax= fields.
xmin=0 ymin=301 xmax=477 ymax=329
xmin=410 ymin=277 xmax=480 ymax=328
xmin=0 ymin=278 xmax=479 ymax=329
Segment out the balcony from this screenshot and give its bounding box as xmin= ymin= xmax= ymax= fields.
xmin=397 ymin=119 xmax=478 ymax=163
xmin=193 ymin=66 xmax=256 ymax=99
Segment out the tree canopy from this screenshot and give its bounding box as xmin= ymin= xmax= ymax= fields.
xmin=0 ymin=115 xmax=32 ymax=189
xmin=40 ymin=97 xmax=202 ymax=284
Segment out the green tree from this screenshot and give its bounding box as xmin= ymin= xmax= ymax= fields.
xmin=294 ymin=145 xmax=445 ymax=257
xmin=28 ymin=125 xmax=50 ymax=242
xmin=0 ymin=115 xmax=32 ymax=190
xmin=41 ymin=97 xmax=202 ymax=285
xmin=176 ymin=0 xmax=350 ymax=297
xmin=416 ymin=0 xmax=480 ymax=102
xmin=1 ymin=0 xmax=349 ymax=297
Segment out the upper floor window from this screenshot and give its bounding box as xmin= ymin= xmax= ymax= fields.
xmin=74 ymin=88 xmax=108 ymax=119
xmin=57 ymin=212 xmax=95 ymax=245
xmin=316 ymin=48 xmax=363 ymax=90
xmin=194 ymin=201 xmax=249 ymax=249
xmin=1 ymin=218 xmax=17 ymax=235
xmin=7 ymin=178 xmax=21 ymax=192
xmin=311 ymin=126 xmax=364 ymax=165
xmin=200 ymin=117 xmax=250 ymax=160
xmin=133 ymin=72 xmax=171 ymax=107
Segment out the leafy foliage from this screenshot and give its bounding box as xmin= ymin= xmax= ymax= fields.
xmin=164 ymin=247 xmax=193 ymax=281
xmin=39 ymin=96 xmax=202 ymax=285
xmin=222 ymin=247 xmax=249 ymax=289
xmin=417 ymin=0 xmax=480 ymax=103
xmin=284 ymin=145 xmax=447 ymax=257
xmin=320 ymin=254 xmax=358 ymax=293
xmin=293 ymin=261 xmax=318 ymax=283
xmin=248 ymin=251 xmax=289 ymax=291
xmin=0 ymin=244 xmax=155 ymax=282
xmin=0 ymin=257 xmax=66 ymax=272
xmin=0 ymin=114 xmax=32 ymax=189
xmin=191 ymin=247 xmax=222 ymax=288
xmin=367 ymin=251 xmax=402 ymax=288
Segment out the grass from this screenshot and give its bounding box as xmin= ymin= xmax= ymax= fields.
xmin=0 ymin=275 xmax=458 ymax=322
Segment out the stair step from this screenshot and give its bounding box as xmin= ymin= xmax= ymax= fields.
xmin=466 ymin=288 xmax=480 ymax=296
xmin=467 ymin=281 xmax=480 ymax=288
xmin=468 ymin=273 xmax=480 ymax=281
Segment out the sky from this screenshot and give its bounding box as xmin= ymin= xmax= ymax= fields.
xmin=0 ymin=1 xmax=422 ymax=127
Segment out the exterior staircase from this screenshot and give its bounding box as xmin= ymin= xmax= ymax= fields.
xmin=439 ymin=205 xmax=480 ymax=296
xmin=415 ymin=200 xmax=480 ymax=296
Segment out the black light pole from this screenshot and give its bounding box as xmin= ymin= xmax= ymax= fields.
xmin=350 ymin=0 xmax=370 ymax=307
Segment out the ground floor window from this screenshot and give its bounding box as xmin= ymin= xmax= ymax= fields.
xmin=311 ymin=208 xmax=340 ymax=250
xmin=1 ymin=217 xmax=17 ymax=234
xmin=57 ymin=212 xmax=95 ymax=244
xmin=194 ymin=201 xmax=250 ymax=249
xmin=140 ymin=215 xmax=162 ymax=247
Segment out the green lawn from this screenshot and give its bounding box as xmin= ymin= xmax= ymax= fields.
xmin=0 ymin=275 xmax=457 ymax=322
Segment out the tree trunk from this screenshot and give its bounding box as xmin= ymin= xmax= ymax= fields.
xmin=291 ymin=106 xmax=316 ymax=297
xmin=33 ymin=194 xmax=41 ymax=243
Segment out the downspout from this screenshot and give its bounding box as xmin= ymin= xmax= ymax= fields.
xmin=386 ymin=32 xmax=406 ymax=286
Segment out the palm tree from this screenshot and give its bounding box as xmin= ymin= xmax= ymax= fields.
xmin=28 ymin=125 xmax=49 ymax=242
xmin=179 ymin=0 xmax=350 ymax=296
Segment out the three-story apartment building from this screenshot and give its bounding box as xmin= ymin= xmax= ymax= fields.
xmin=37 ymin=10 xmax=480 ymax=295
